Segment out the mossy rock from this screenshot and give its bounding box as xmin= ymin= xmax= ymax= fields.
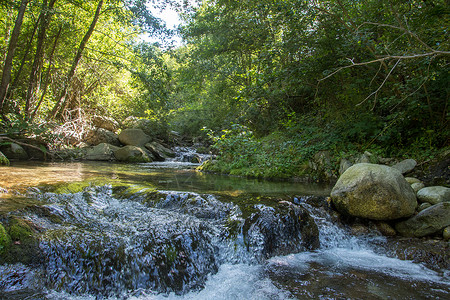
xmin=8 ymin=217 xmax=33 ymax=242
xmin=1 ymin=217 xmax=42 ymax=265
xmin=0 ymin=223 xmax=11 ymax=255
xmin=331 ymin=163 xmax=417 ymax=220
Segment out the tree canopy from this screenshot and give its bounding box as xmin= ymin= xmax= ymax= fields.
xmin=0 ymin=0 xmax=448 ymax=161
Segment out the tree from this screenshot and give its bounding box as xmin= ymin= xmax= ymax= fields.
xmin=50 ymin=0 xmax=104 ymax=119
xmin=0 ymin=0 xmax=29 ymax=115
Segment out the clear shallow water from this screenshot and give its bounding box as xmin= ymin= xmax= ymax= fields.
xmin=0 ymin=161 xmax=449 ymax=299
xmin=0 ymin=161 xmax=331 ymax=197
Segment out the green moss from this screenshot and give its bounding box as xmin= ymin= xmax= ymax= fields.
xmin=8 ymin=218 xmax=33 ymax=242
xmin=165 ymin=245 xmax=178 ymax=264
xmin=0 ymin=223 xmax=11 ymax=255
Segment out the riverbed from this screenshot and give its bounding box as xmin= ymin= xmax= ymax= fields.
xmin=0 ymin=161 xmax=449 ymax=299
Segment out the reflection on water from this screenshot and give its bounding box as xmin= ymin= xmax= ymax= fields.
xmin=0 ymin=161 xmax=332 ymax=197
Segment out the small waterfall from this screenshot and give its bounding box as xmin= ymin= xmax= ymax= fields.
xmin=173 ymin=147 xmax=213 ymax=164
xmin=0 ymin=186 xmax=449 ymax=299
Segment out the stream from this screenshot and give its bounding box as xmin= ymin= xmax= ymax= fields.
xmin=0 ymin=156 xmax=449 ymax=299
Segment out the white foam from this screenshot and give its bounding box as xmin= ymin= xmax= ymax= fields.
xmin=129 ymin=264 xmax=292 ymax=300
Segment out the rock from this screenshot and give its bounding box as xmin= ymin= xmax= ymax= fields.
xmin=243 ymin=203 xmax=319 ymax=261
xmin=411 ymin=182 xmax=425 ymax=193
xmin=118 ymin=129 xmax=151 ymax=146
xmin=356 ymin=151 xmax=377 ymax=164
xmin=339 ymin=158 xmax=353 ymax=175
xmin=114 ymin=146 xmax=154 ymax=162
xmin=331 ymin=163 xmax=417 ymax=220
xmin=309 ymin=151 xmax=334 ymax=180
xmin=405 ymin=177 xmax=422 ymax=184
xmin=392 ymin=159 xmax=417 ymax=174
xmin=181 ymin=153 xmax=201 ymax=164
xmin=395 ymin=202 xmax=450 ymax=237
xmin=351 ymin=224 xmax=370 ymax=236
xmin=1 ymin=143 xmax=28 ymax=160
xmin=443 ymin=227 xmax=450 ymax=240
xmin=123 ymin=117 xmax=168 ymax=140
xmin=375 ymin=222 xmax=397 ymax=236
xmin=92 ymin=115 xmax=119 ymax=132
xmin=383 ymin=238 xmax=450 ymax=270
xmin=85 ymin=128 xmax=120 ymax=146
xmin=85 ymin=143 xmax=120 ymax=161
xmin=378 ymin=157 xmax=394 ymax=165
xmin=145 ymin=142 xmax=175 ymax=160
xmin=418 ymin=202 xmax=432 ymax=212
xmin=417 ymin=186 xmax=450 ymax=204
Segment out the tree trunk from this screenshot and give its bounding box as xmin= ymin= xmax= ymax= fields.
xmin=31 ymin=24 xmax=63 ymax=120
xmin=50 ymin=0 xmax=104 ymax=119
xmin=0 ymin=0 xmax=30 ymax=115
xmin=8 ymin=15 xmax=41 ymax=99
xmin=24 ymin=0 xmax=57 ymax=118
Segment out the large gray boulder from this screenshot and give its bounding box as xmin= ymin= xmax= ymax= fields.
xmin=416 ymin=186 xmax=450 ymax=204
xmin=114 ymin=146 xmax=154 ymax=162
xmin=118 ymin=129 xmax=151 ymax=146
xmin=85 ymin=143 xmax=119 ymax=161
xmin=392 ymin=159 xmax=417 ymax=174
xmin=395 ymin=202 xmax=450 ymax=237
xmin=331 ymin=163 xmax=417 ymax=220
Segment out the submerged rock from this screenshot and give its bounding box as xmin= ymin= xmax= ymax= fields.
xmin=331 ymin=163 xmax=417 ymax=220
xmin=416 ymin=186 xmax=450 ymax=204
xmin=395 ymin=202 xmax=450 ymax=237
xmin=242 ymin=202 xmax=319 ymax=260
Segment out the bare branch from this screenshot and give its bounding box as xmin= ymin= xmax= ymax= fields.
xmin=358 ymin=22 xmax=436 ymax=52
xmin=357 ymin=59 xmax=400 ymax=106
xmin=318 ymin=51 xmax=449 ymax=83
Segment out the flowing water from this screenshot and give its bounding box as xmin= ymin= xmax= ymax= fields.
xmin=0 ymin=153 xmax=449 ymax=299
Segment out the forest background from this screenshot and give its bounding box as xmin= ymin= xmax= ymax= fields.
xmin=0 ymin=0 xmax=448 ymax=179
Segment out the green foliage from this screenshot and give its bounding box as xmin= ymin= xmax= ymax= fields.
xmin=0 ymin=151 xmax=10 ymax=165
xmin=202 ymin=123 xmax=323 ymax=179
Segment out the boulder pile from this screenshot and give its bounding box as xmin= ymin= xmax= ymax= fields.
xmin=330 ymin=161 xmax=450 ymax=240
